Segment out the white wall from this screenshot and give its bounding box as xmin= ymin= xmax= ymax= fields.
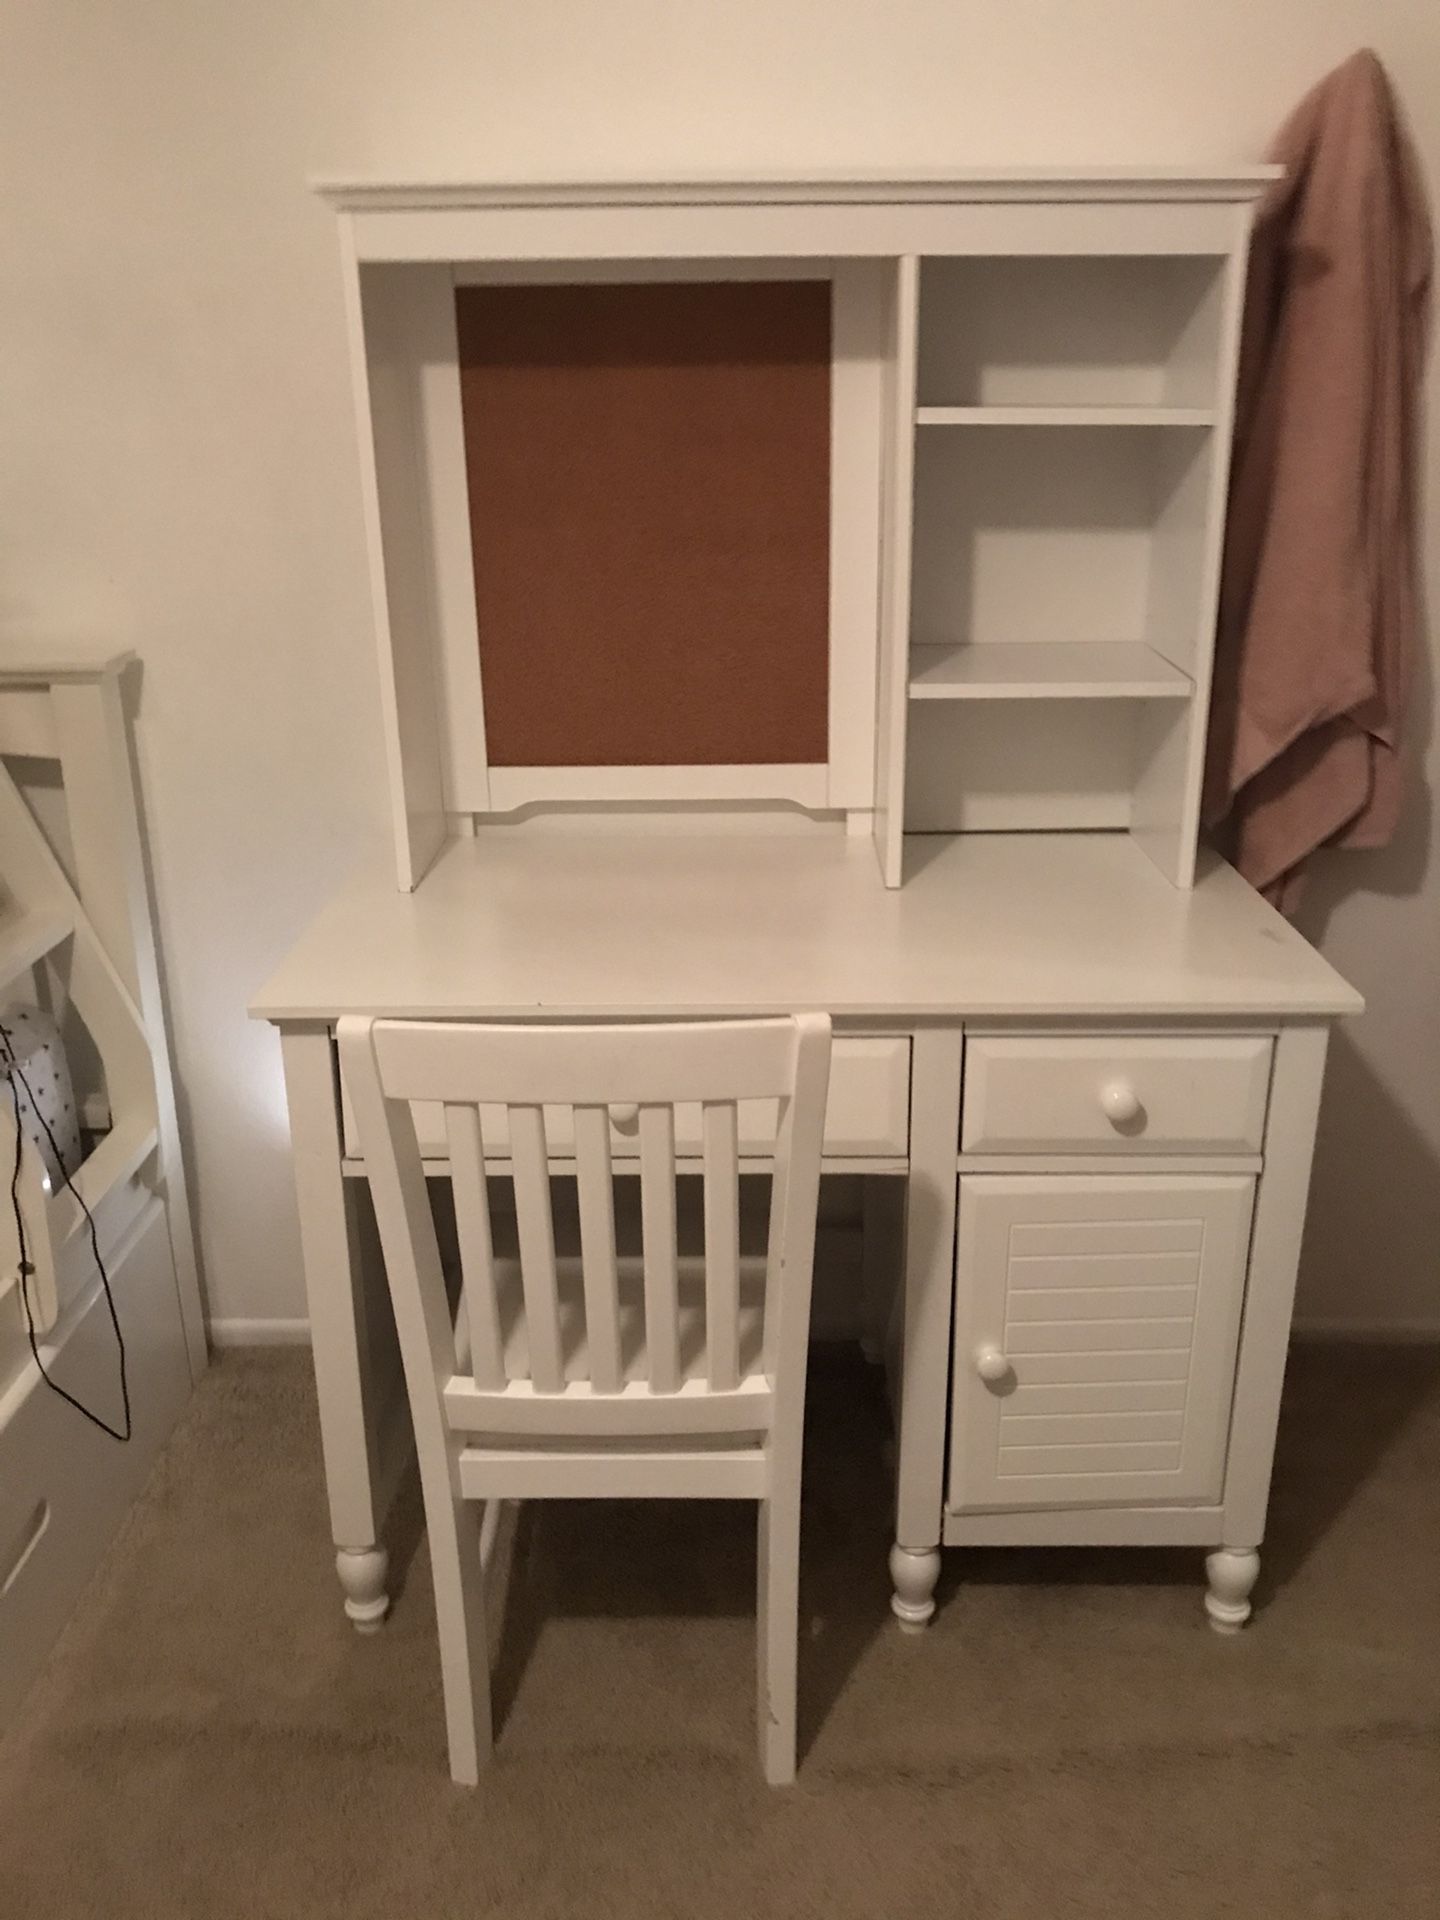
xmin=1 ymin=1 xmax=1435 ymax=1337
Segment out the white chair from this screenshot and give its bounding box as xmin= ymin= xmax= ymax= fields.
xmin=339 ymin=1012 xmax=832 ymax=1785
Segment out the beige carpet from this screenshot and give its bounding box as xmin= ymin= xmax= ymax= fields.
xmin=2 ymin=1343 xmax=1437 ymax=1918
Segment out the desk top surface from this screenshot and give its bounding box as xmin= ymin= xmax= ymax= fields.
xmin=252 ymin=830 xmax=1360 ymax=1025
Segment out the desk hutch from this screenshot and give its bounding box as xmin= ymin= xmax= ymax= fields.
xmin=254 ymin=171 xmax=1359 ymax=1640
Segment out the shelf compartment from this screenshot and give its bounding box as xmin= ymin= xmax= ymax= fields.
xmin=0 ymin=905 xmax=71 ymax=994
xmin=907 ymin=641 xmax=1193 ymax=702
xmin=916 ymin=405 xmax=1215 ymax=429
xmin=910 ymin=424 xmax=1213 ymax=667
xmin=916 ymin=255 xmax=1226 ymax=411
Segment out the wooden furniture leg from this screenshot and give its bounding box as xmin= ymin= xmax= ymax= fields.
xmin=890 ymin=1027 xmax=963 ymax=1630
xmin=1208 ymin=1023 xmax=1328 ymax=1631
xmin=1205 ymin=1546 xmax=1261 ymax=1632
xmin=279 ymin=1024 xmax=391 ymax=1630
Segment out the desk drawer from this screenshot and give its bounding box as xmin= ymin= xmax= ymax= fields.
xmin=961 ymin=1035 xmax=1272 ymax=1156
xmin=340 ymin=1035 xmax=910 ymax=1163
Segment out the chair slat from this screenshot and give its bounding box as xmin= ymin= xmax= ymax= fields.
xmin=509 ymin=1104 xmax=564 ymax=1393
xmin=445 ymin=1103 xmax=506 ymax=1391
xmin=639 ymin=1104 xmax=680 ymax=1393
xmin=702 ymin=1100 xmax=741 ymax=1390
xmin=574 ymin=1104 xmax=623 ymax=1392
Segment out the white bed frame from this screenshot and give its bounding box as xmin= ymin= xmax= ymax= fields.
xmin=0 ymin=651 xmax=205 ymax=1728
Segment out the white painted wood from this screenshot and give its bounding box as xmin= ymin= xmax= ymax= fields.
xmin=904 ymin=703 xmax=1135 ymax=834
xmin=323 ymin=174 xmax=1267 ymax=884
xmin=413 ymin=267 xmax=491 ymax=814
xmin=368 ymin=1016 xmax=832 ymax=1106
xmin=949 ymin=1174 xmax=1254 ymax=1512
xmin=943 ymin=1504 xmax=1225 ymax=1547
xmin=318 ymin=170 xmax=1280 ymax=215
xmin=508 ymin=1105 xmax=565 ymax=1395
xmin=48 ymin=675 xmax=205 ymax=1378
xmin=958 ymin=1152 xmax=1263 ymax=1176
xmin=0 ymin=905 xmax=70 ymax=992
xmin=458 ymin=1448 xmax=767 ymax=1502
xmin=702 ymin=1101 xmax=741 ymax=1391
xmin=253 ymin=832 xmax=1361 ymax=1024
xmin=872 ymin=257 xmax=919 ymax=888
xmin=206 ymin=1318 xmax=312 ymax=1346
xmin=1129 ymin=702 xmax=1196 ymax=888
xmin=860 ymin=1172 xmax=905 ymax=1365
xmin=888 ymin=1026 xmax=963 ymax=1627
xmin=343 ymin=239 xmax=448 ymax=890
xmin=0 ymin=674 xmax=167 ymax=1339
xmin=340 ymin=1012 xmax=830 ymax=1782
xmin=639 ymin=1104 xmax=681 ymax=1393
xmin=339 ymin=1033 xmax=910 ymax=1164
xmin=345 ymin=199 xmax=1249 ymax=269
xmin=901 ymin=242 xmax=1241 ymax=874
xmin=961 ymin=1033 xmax=1273 ymax=1154
xmin=915 ymin=255 xmax=1229 ymax=409
xmin=1004 ymin=1378 xmax=1188 ymax=1415
xmin=1132 ymin=220 xmax=1253 ymax=887
xmin=907 ymin=641 xmax=1192 ymax=702
xmin=278 ymin=1027 xmax=392 ymax=1627
xmin=573 ymin=1104 xmax=623 ymax=1393
xmin=483 ymin=765 xmax=829 ymax=811
xmin=1129 ymin=431 xmax=1215 ymax=886
xmin=453 ymin=258 xmax=834 ymax=286
xmin=909 ymin=423 xmax=1198 ymax=652
xmin=1221 ymin=1024 xmax=1330 ymax=1547
xmin=827 ymin=262 xmax=888 ymax=809
xmin=1004 ymin=1346 xmax=1193 ymax=1385
xmin=916 ymin=405 xmax=1216 ymax=427
xmin=1204 ymin=1545 xmax=1261 ymax=1633
xmin=443 ymin=1373 xmax=773 ymax=1437
xmin=444 ymin=1104 xmax=505 ymax=1391
xmin=259 ymin=155 xmax=1343 ymax=1661
xmin=0 ymin=1201 xmax=190 ymax=1734
xmin=888 ymin=1543 xmax=943 ymax=1634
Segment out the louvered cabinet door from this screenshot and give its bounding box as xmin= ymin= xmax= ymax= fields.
xmin=949 ymin=1175 xmax=1255 ymax=1512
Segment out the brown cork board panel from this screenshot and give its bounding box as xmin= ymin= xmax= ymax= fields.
xmin=456 ymin=280 xmax=831 ymax=768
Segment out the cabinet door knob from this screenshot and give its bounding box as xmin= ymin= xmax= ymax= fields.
xmin=1098 ymin=1077 xmax=1142 ymax=1126
xmin=974 ymin=1344 xmax=1010 ymax=1383
xmin=610 ymin=1104 xmax=641 ymax=1134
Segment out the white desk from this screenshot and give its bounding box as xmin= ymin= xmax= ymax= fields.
xmin=253 ymin=828 xmax=1358 ymax=1633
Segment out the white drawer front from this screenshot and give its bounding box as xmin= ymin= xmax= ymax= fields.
xmin=341 ymin=1035 xmax=910 ymax=1162
xmin=949 ymin=1174 xmax=1255 ymax=1513
xmin=961 ymin=1034 xmax=1272 ymax=1156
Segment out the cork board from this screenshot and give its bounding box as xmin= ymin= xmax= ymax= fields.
xmin=456 ymin=280 xmax=832 ymax=768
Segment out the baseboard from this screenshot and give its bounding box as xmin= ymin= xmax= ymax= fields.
xmin=208 ymin=1317 xmax=313 ymax=1348
xmin=1292 ymin=1317 xmax=1440 ymax=1345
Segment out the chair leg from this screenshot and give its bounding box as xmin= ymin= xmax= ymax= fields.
xmin=756 ymin=1482 xmax=801 ymax=1785
xmin=424 ymin=1478 xmax=493 ymax=1785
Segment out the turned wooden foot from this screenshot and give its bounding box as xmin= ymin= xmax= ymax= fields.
xmin=336 ymin=1544 xmax=390 ymax=1632
xmin=1204 ymin=1546 xmax=1260 ymax=1634
xmin=889 ymin=1542 xmax=941 ymax=1632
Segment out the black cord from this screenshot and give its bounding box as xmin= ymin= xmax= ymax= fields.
xmin=2 ymin=1019 xmax=131 ymax=1444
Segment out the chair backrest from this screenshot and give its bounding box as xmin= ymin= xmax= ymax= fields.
xmin=340 ymin=1015 xmax=831 ymax=1446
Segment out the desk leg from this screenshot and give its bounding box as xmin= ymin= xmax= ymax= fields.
xmin=279 ymin=1024 xmax=390 ymax=1632
xmin=890 ymin=1027 xmax=962 ymax=1631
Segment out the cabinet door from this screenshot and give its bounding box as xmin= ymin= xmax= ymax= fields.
xmin=949 ymin=1175 xmax=1254 ymax=1512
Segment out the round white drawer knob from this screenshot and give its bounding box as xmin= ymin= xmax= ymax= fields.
xmin=1099 ymin=1077 xmax=1143 ymax=1126
xmin=974 ymin=1344 xmax=1010 ymax=1384
xmin=610 ymin=1103 xmax=641 ymax=1134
